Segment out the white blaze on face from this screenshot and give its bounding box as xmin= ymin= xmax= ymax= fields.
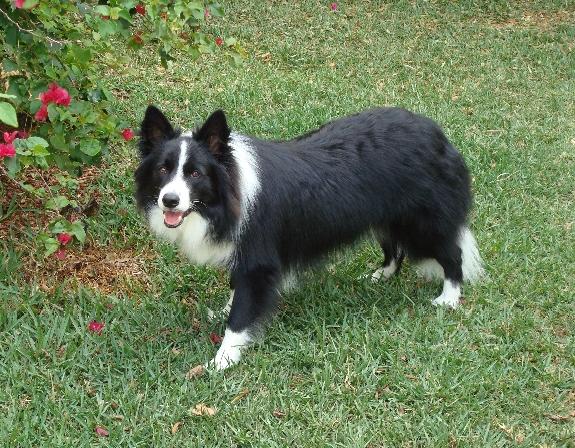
xmin=158 ymin=140 xmax=191 ymax=227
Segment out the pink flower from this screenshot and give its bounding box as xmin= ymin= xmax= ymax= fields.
xmin=35 ymin=104 xmax=48 ymax=121
xmin=95 ymin=426 xmax=109 ymax=437
xmin=3 ymin=131 xmax=18 ymax=144
xmin=121 ymin=128 xmax=134 ymax=141
xmin=215 ymin=37 xmax=223 ymax=47
xmin=17 ymin=130 xmax=30 ymax=139
xmin=57 ymin=233 xmax=72 ymax=246
xmin=88 ymin=320 xmax=105 ymax=334
xmin=39 ymin=83 xmax=71 ymax=107
xmin=0 ymin=143 xmax=16 ymax=158
xmin=14 ymin=0 xmax=25 ymax=8
xmin=204 ymin=9 xmax=210 ymax=19
xmin=135 ymin=3 xmax=145 ymax=15
xmin=209 ymin=332 xmax=222 ymax=345
xmin=330 ymin=2 xmax=338 ymax=11
xmin=54 ymin=248 xmax=67 ymax=260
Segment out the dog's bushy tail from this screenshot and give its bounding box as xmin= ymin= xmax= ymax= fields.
xmin=416 ymin=226 xmax=484 ymax=282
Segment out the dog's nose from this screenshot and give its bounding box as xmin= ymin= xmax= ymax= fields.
xmin=162 ymin=193 xmax=179 ymax=208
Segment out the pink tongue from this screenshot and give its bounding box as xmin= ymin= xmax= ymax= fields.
xmin=164 ymin=211 xmax=184 ymax=226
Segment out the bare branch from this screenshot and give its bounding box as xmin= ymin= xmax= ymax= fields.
xmin=0 ymin=7 xmax=69 ymax=46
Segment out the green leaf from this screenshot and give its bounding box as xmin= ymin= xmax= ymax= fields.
xmin=69 ymin=45 xmax=93 ymax=66
xmin=42 ymin=237 xmax=60 ymax=257
xmin=47 ymin=104 xmax=60 ymax=122
xmin=25 ymin=137 xmax=49 ymax=149
xmin=45 ymin=196 xmax=70 ymax=211
xmin=110 ymin=7 xmax=121 ymax=20
xmin=50 ymin=221 xmax=68 ymax=234
xmin=79 ymin=139 xmax=101 ymax=156
xmin=31 ymin=145 xmax=51 ymax=157
xmin=22 ymin=0 xmax=39 ymax=9
xmin=50 ymin=134 xmax=68 ymax=152
xmin=3 ymin=156 xmax=20 ymax=177
xmin=0 ymin=102 xmax=18 ymax=127
xmin=94 ymin=5 xmax=110 ymax=16
xmin=98 ymin=20 xmax=118 ymax=37
xmin=70 ymin=221 xmax=86 ymax=244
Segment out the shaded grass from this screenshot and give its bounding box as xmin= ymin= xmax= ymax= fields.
xmin=1 ymin=0 xmax=574 ymax=446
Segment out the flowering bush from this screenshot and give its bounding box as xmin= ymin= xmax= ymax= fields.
xmin=0 ymin=0 xmax=242 ymax=256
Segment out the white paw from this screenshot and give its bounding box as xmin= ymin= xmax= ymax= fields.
xmin=431 ymin=294 xmax=459 ymax=309
xmin=205 ymin=328 xmax=251 ymax=371
xmin=207 ymin=345 xmax=242 ymax=371
xmin=431 ymin=280 xmax=461 ymax=309
xmin=370 ymin=260 xmax=397 ymax=283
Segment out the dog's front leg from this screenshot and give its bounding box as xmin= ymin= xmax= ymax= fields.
xmin=208 ymin=266 xmax=280 ymax=370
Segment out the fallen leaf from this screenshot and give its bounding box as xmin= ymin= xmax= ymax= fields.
xmin=172 ymin=347 xmax=182 ymax=355
xmin=185 ymin=364 xmax=206 ymax=380
xmin=171 ymin=421 xmax=183 ymax=434
xmin=190 ymin=403 xmax=216 ymax=417
xmin=209 ymin=332 xmax=222 ymax=345
xmin=95 ymin=426 xmax=109 ymax=437
xmin=272 ymin=409 xmax=286 ymax=418
xmin=231 ymin=388 xmax=249 ymax=404
xmin=191 ymin=318 xmax=201 ymax=332
xmin=547 ymin=411 xmax=575 ymax=422
xmin=110 ymin=401 xmax=119 ymax=410
xmin=112 ymin=414 xmax=124 ymax=421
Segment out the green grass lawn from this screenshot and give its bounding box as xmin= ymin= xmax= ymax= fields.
xmin=2 ymin=1 xmax=575 ymax=446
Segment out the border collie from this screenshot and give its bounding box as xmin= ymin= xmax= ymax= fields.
xmin=135 ymin=106 xmax=483 ymax=370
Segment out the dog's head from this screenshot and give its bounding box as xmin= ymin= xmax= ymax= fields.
xmin=134 ymin=106 xmax=239 ymax=234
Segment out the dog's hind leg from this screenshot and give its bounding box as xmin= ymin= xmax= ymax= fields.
xmin=370 ymin=235 xmax=404 ymax=282
xmin=430 ymin=242 xmax=463 ymax=309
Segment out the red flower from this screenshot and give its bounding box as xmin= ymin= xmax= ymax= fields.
xmin=330 ymin=2 xmax=338 ymax=11
xmin=88 ymin=320 xmax=105 ymax=334
xmin=121 ymin=128 xmax=135 ymax=141
xmin=209 ymin=332 xmax=222 ymax=345
xmin=14 ymin=0 xmax=25 ymax=8
xmin=0 ymin=143 xmax=16 ymax=159
xmin=95 ymin=426 xmax=109 ymax=437
xmin=135 ymin=3 xmax=146 ymax=15
xmin=133 ymin=32 xmax=143 ymax=45
xmin=215 ymin=37 xmax=223 ymax=47
xmin=17 ymin=130 xmax=30 ymax=139
xmin=39 ymin=83 xmax=71 ymax=107
xmin=3 ymin=131 xmax=18 ymax=144
xmin=35 ymin=104 xmax=48 ymax=122
xmin=54 ymin=248 xmax=67 ymax=260
xmin=204 ymin=9 xmax=210 ymax=19
xmin=57 ymin=233 xmax=72 ymax=246
xmin=101 ymin=15 xmax=110 ymax=20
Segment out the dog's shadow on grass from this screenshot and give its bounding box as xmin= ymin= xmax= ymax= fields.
xmin=277 ymin=257 xmax=442 ymax=330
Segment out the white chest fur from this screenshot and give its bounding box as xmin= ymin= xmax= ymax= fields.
xmin=148 ymin=207 xmax=234 ymax=266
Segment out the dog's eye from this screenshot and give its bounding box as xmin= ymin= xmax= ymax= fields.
xmin=191 ymin=170 xmax=200 ymax=178
xmin=159 ymin=167 xmax=168 ymax=175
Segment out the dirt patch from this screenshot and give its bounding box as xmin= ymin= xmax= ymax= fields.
xmin=1 ymin=164 xmax=155 ymax=296
xmin=22 ymin=243 xmax=157 ymax=296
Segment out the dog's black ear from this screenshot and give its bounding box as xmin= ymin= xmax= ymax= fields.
xmin=195 ymin=110 xmax=230 ymax=157
xmin=139 ymin=105 xmax=176 ymax=156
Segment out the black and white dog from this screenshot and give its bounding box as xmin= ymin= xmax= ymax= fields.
xmin=135 ymin=106 xmax=483 ymax=369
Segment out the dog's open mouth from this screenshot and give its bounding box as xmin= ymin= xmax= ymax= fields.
xmin=163 ymin=209 xmax=191 ymax=228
